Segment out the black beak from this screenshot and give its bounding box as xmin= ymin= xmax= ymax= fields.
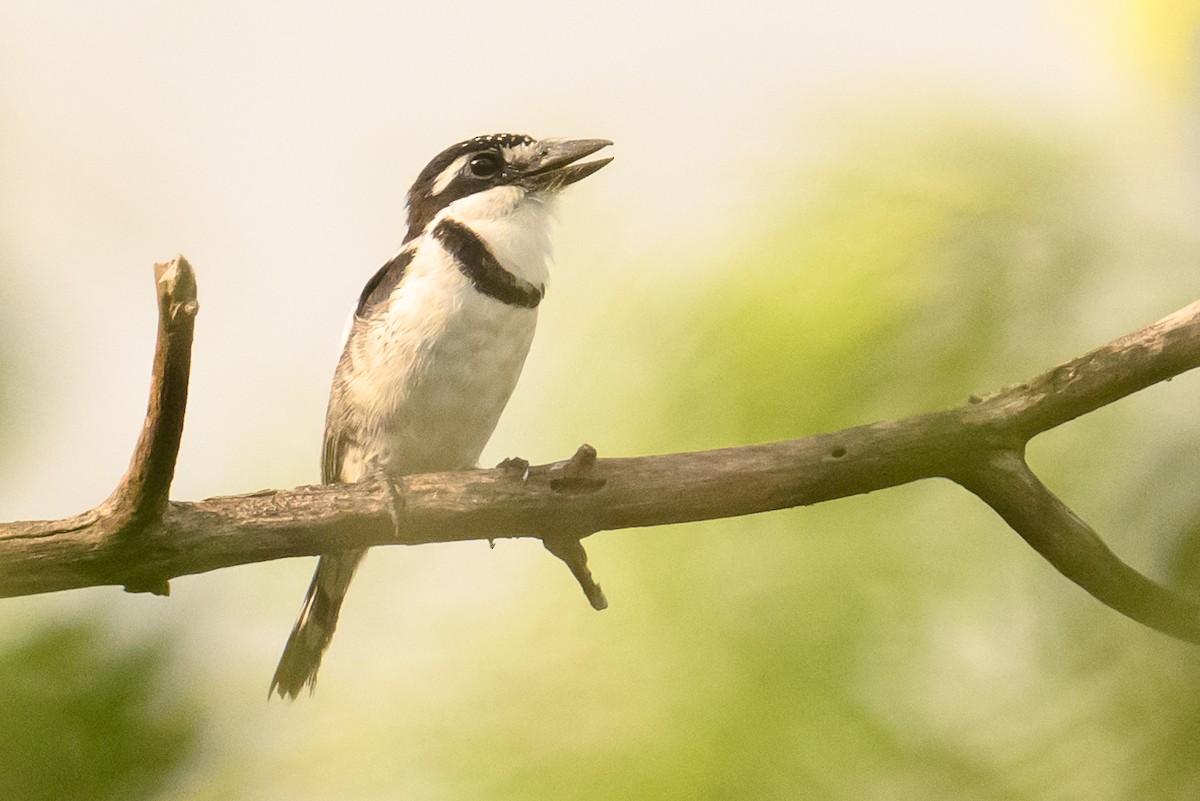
xmin=517 ymin=138 xmax=613 ymax=191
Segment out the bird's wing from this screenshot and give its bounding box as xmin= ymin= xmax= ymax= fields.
xmin=321 ymin=421 xmax=349 ymax=484
xmin=355 ymin=246 xmax=415 ymax=318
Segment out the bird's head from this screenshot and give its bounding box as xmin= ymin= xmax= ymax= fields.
xmin=405 ymin=133 xmax=612 ymax=241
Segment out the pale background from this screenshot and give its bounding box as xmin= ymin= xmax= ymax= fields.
xmin=1 ymin=1 xmax=1199 ymax=798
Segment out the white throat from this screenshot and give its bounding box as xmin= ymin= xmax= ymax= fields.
xmin=434 ymin=185 xmax=557 ymax=287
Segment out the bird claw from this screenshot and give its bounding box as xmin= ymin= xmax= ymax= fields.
xmin=375 ymin=471 xmax=406 ymax=539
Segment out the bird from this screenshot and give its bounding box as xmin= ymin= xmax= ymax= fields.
xmin=269 ymin=133 xmax=613 ymax=699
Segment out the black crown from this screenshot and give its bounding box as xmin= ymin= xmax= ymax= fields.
xmin=468 ymin=133 xmax=533 ymax=149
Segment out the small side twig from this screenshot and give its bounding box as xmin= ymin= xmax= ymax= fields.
xmin=538 ymin=444 xmax=608 ymax=609
xmin=543 ymin=536 xmax=608 ymax=611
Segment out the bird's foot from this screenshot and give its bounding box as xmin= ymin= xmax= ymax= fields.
xmin=374 ymin=471 xmax=406 ymax=540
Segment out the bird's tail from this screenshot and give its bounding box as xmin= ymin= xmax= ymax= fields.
xmin=270 ymin=550 xmax=365 ymax=700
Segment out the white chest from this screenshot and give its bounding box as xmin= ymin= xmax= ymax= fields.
xmin=334 ymin=240 xmax=540 ymax=478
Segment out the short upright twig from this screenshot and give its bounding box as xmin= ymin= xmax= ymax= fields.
xmin=102 ymin=256 xmax=199 ymax=594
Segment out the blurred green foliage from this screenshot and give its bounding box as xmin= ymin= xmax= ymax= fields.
xmin=419 ymin=114 xmax=1200 ymax=800
xmin=3 ymin=110 xmax=1200 ymax=799
xmin=659 ymin=117 xmax=1107 ymax=445
xmin=0 ymin=621 xmax=200 ymax=801
xmin=0 ymin=241 xmax=201 ymax=799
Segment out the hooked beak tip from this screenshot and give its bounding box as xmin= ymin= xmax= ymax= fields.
xmin=521 ymin=138 xmax=613 ymax=191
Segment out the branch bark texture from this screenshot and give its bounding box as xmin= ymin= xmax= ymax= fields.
xmin=1 ymin=262 xmax=1198 ymax=647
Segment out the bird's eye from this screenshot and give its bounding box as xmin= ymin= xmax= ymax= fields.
xmin=467 ymin=153 xmax=502 ymax=178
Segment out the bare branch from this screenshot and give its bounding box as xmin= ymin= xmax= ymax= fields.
xmin=98 ymin=255 xmax=198 ymax=595
xmin=955 ymin=450 xmax=1200 ymax=643
xmin=6 ymin=256 xmax=199 ymax=597
xmin=967 ymin=299 xmax=1200 ymax=438
xmin=0 ymin=259 xmax=1197 ymax=647
xmin=108 ymin=256 xmax=198 ymax=519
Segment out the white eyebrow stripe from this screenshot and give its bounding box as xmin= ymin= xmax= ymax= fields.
xmin=431 ymin=155 xmax=468 ymax=195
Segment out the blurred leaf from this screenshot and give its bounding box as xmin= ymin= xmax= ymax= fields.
xmin=0 ymin=620 xmax=201 ymax=801
xmin=520 ymin=112 xmax=1200 ymax=800
xmin=655 ymin=114 xmax=1106 ymax=447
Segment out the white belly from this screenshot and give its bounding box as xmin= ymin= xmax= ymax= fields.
xmin=334 ymin=261 xmax=538 ymax=480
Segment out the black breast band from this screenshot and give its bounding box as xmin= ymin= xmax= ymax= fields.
xmin=432 ymin=219 xmax=544 ymax=309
